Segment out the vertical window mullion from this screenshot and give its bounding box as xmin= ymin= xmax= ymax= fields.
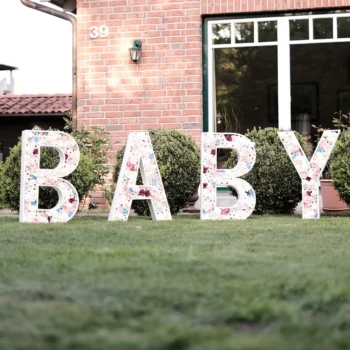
xmin=277 ymin=18 xmax=291 ymax=130
xmin=208 ymin=24 xmax=214 ymax=132
xmin=309 ymin=18 xmax=313 ymax=41
xmin=232 ymin=21 xmax=235 ymax=44
xmin=254 ymin=21 xmax=258 ymax=43
xmin=333 ymin=17 xmax=337 ymax=39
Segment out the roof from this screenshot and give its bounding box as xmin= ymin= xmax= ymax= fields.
xmin=0 ymin=64 xmax=18 ymax=71
xmin=0 ymin=94 xmax=72 ymax=116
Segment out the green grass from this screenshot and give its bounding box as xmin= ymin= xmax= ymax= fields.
xmin=0 ymin=215 xmax=349 ymax=350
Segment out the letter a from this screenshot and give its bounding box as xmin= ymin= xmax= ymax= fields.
xmin=20 ymin=130 xmax=80 ymax=223
xmin=108 ymin=132 xmax=172 ymax=221
xmin=278 ymin=130 xmax=340 ymax=219
xmin=200 ymin=133 xmax=256 ymax=220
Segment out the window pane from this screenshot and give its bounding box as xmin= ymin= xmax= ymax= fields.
xmin=338 ymin=17 xmax=350 ymax=38
xmin=234 ymin=22 xmax=254 ymax=44
xmin=290 ymin=19 xmax=309 ymax=41
xmin=313 ymin=18 xmax=333 ymax=40
xmin=214 ymin=46 xmax=278 ymax=133
xmin=212 ymin=23 xmax=231 ymax=45
xmin=258 ymin=21 xmax=277 ymax=42
xmin=290 ymin=43 xmax=350 ymax=139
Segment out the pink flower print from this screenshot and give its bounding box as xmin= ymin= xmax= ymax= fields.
xmin=221 ymin=208 xmax=230 ymax=215
xmin=203 ymin=166 xmax=209 ymax=174
xmin=47 ymin=178 xmax=56 ymax=185
xmin=224 ymin=134 xmax=232 ymax=141
xmin=203 ymin=183 xmax=208 ymax=189
xmin=303 ymin=196 xmax=313 ymax=207
xmin=240 ymin=203 xmax=252 ymax=212
xmin=208 ymin=185 xmax=215 ymax=193
xmin=129 ymin=163 xmax=137 ymax=171
xmin=33 ymin=148 xmax=39 ymax=155
xmin=139 ymin=189 xmax=151 ymax=197
xmin=211 ymin=149 xmax=216 ymax=156
xmin=68 ymin=198 xmax=76 ymax=203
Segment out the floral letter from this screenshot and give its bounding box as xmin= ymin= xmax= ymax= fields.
xmin=278 ymin=130 xmax=340 ymax=219
xmin=20 ymin=130 xmax=80 ymax=223
xmin=108 ymin=132 xmax=171 ymax=221
xmin=200 ymin=133 xmax=256 ymax=220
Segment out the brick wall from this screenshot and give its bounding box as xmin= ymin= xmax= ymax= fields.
xmin=76 ymin=0 xmax=203 ymax=164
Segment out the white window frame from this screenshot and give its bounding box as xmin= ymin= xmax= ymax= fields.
xmin=207 ymin=13 xmax=350 ymax=132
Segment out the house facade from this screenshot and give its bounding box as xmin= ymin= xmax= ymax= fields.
xmin=15 ymin=0 xmax=350 ymax=163
xmin=73 ymin=0 xmax=350 ymax=160
xmin=14 ymin=0 xmax=350 ymax=209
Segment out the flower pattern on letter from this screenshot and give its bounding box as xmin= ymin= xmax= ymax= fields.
xmin=200 ymin=133 xmax=256 ymax=220
xmin=278 ymin=130 xmax=340 ymax=219
xmin=108 ymin=132 xmax=172 ymax=221
xmin=20 ymin=130 xmax=80 ymax=223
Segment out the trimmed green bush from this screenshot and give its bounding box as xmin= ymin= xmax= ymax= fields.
xmin=0 ymin=143 xmax=22 ymax=211
xmin=113 ymin=129 xmax=200 ymax=215
xmin=0 ymin=125 xmax=110 ymax=211
xmin=226 ymin=127 xmax=305 ymax=214
xmin=330 ymin=130 xmax=350 ymax=206
xmin=0 ymin=142 xmax=97 ymax=211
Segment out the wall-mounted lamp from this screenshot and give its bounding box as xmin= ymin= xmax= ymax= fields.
xmin=129 ymin=40 xmax=142 ymax=63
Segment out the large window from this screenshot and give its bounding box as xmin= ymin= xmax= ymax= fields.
xmin=207 ymin=13 xmax=350 ymax=136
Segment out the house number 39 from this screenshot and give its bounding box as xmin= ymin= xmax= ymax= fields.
xmin=89 ymin=26 xmax=109 ymax=39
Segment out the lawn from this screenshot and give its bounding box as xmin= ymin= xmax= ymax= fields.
xmin=0 ymin=215 xmax=349 ymax=350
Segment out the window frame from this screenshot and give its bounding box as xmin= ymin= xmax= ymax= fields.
xmin=206 ymin=12 xmax=350 ymax=132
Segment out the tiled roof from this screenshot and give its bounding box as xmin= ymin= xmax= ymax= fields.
xmin=0 ymin=94 xmax=72 ymax=116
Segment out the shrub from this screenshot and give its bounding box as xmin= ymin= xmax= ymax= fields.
xmin=113 ymin=129 xmax=200 ymax=215
xmin=0 ymin=143 xmax=22 ymax=211
xmin=312 ymin=111 xmax=350 ymax=178
xmin=64 ymin=119 xmax=110 ymax=188
xmin=330 ymin=130 xmax=350 ymax=206
xmin=0 ymin=124 xmax=110 ymax=211
xmin=226 ymin=127 xmax=305 ymax=215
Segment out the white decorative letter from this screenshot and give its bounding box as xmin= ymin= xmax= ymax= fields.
xmin=200 ymin=133 xmax=256 ymax=220
xmin=20 ymin=130 xmax=80 ymax=223
xmin=278 ymin=130 xmax=340 ymax=219
xmin=108 ymin=132 xmax=172 ymax=221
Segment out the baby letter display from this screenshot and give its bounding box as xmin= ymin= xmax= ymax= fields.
xmin=16 ymin=129 xmax=343 ymax=224
xmin=278 ymin=130 xmax=340 ymax=219
xmin=200 ymin=133 xmax=256 ymax=220
xmin=108 ymin=132 xmax=171 ymax=221
xmin=20 ymin=130 xmax=80 ymax=223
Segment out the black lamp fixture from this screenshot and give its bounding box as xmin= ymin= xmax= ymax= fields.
xmin=129 ymin=40 xmax=142 ymax=63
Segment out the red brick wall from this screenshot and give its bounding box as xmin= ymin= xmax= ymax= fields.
xmin=76 ymin=0 xmax=349 ymax=164
xmin=76 ymin=0 xmax=203 ymax=163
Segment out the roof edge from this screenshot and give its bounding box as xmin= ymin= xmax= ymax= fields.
xmin=0 ymin=94 xmax=72 ymax=98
